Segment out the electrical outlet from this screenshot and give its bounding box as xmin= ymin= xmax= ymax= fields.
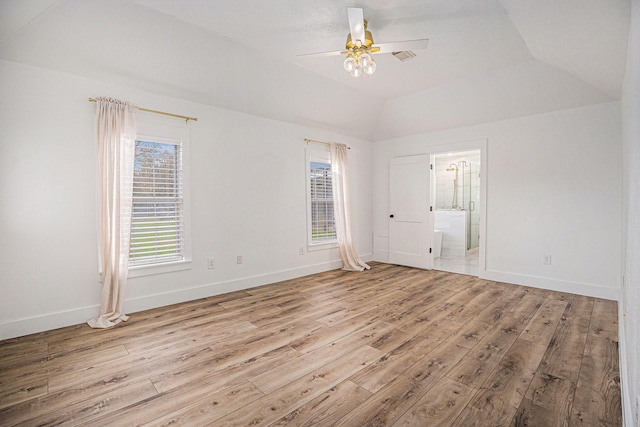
xmin=543 ymin=255 xmax=552 ymax=265
xmin=299 ymin=247 xmax=305 ymax=255
xmin=207 ymin=258 xmax=215 ymax=269
xmin=237 ymin=255 xmax=243 ymax=264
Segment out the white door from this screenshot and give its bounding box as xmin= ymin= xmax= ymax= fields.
xmin=388 ymin=155 xmax=431 ymax=269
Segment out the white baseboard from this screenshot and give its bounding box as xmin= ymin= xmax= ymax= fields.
xmin=367 ymin=261 xmax=619 ymax=301
xmin=482 ymin=269 xmax=620 ymax=301
xmin=0 ymin=305 xmax=100 ymax=341
xmin=618 ymin=301 xmax=635 ymax=427
xmin=373 ymin=250 xmax=389 ymax=263
xmin=0 ymin=255 xmax=379 ymax=341
xmin=123 ymin=256 xmax=378 ymax=314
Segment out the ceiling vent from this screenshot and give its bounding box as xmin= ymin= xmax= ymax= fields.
xmin=392 ymin=51 xmax=417 ymax=62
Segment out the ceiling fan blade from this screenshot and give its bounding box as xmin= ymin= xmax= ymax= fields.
xmin=372 ymin=38 xmax=429 ymax=54
xmin=347 ymin=7 xmax=365 ymax=43
xmin=297 ymin=49 xmax=347 ymax=58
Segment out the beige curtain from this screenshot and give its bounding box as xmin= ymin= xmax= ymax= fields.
xmin=330 ymin=143 xmax=370 ymax=272
xmin=88 ymin=98 xmax=137 ymax=329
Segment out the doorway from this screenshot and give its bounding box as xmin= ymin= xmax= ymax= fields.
xmin=431 ymin=149 xmax=481 ymax=276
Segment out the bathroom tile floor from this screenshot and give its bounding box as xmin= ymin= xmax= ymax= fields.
xmin=434 ymin=249 xmax=479 ymax=276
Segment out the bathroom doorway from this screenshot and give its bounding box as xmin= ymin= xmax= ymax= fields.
xmin=432 ymin=149 xmax=481 ymax=276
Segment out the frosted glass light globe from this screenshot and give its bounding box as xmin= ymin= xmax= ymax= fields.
xmin=343 ymin=56 xmax=357 ymax=72
xmin=359 ymin=53 xmax=372 ymax=68
xmin=364 ymin=59 xmax=376 ymax=75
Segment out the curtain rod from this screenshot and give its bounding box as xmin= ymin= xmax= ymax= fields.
xmin=304 ymin=138 xmax=350 ymax=149
xmin=88 ymin=98 xmax=198 ymax=123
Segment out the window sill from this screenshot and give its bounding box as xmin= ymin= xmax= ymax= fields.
xmin=128 ymin=260 xmax=192 ymax=278
xmin=307 ymin=241 xmax=338 ymax=252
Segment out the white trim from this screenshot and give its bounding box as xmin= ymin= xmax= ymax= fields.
xmin=618 ymin=301 xmax=635 ymax=427
xmin=0 ymin=305 xmax=100 ymax=341
xmin=307 ymin=241 xmax=338 ymax=252
xmin=482 ymin=269 xmax=620 ymax=301
xmin=128 ymin=260 xmax=192 ymax=278
xmin=124 ymin=257 xmax=360 ymax=314
xmin=0 ymin=255 xmax=373 ymax=340
xmin=368 ymin=251 xmax=620 ymax=301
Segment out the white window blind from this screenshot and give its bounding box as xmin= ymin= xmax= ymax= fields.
xmin=309 ymin=161 xmax=336 ymax=242
xmin=129 ymin=140 xmax=184 ymax=266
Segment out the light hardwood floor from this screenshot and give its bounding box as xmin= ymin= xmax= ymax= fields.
xmin=0 ymin=263 xmax=621 ymax=426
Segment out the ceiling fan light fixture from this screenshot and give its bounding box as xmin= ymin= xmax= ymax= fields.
xmin=344 ymin=49 xmax=375 ymax=78
xmin=359 ymin=53 xmax=372 ymax=68
xmin=349 ymin=65 xmax=363 ymax=78
xmin=363 ymin=59 xmax=376 ymax=75
xmin=343 ymin=55 xmax=357 ymax=72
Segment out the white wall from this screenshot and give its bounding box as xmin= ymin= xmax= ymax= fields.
xmin=621 ymin=0 xmax=640 ymax=424
xmin=373 ymin=102 xmax=622 ymax=300
xmin=0 ymin=60 xmax=373 ymax=340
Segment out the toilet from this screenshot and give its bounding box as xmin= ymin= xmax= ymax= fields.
xmin=433 ymin=230 xmax=443 ymax=258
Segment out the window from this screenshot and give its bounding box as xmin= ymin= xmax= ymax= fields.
xmin=307 ymin=148 xmax=337 ymax=247
xmin=129 ymin=139 xmax=185 ymax=267
xmin=310 ymin=161 xmax=336 ymax=242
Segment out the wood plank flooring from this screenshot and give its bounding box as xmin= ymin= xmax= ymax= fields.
xmin=0 ymin=263 xmax=621 ymax=426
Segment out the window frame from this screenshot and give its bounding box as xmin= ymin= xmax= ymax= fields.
xmin=306 ymin=147 xmax=338 ymax=251
xmin=128 ymin=121 xmax=192 ymax=278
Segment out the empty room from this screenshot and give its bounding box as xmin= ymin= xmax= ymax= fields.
xmin=1 ymin=0 xmax=639 ymax=426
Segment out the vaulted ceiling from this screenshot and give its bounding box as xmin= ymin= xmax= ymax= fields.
xmin=0 ymin=0 xmax=631 ymax=140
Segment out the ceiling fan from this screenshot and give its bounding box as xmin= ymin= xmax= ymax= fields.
xmin=299 ymin=7 xmax=429 ymax=78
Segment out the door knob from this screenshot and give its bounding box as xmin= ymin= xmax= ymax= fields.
xmin=390 ymin=214 xmax=394 ymax=218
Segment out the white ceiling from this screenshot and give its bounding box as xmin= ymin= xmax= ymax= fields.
xmin=0 ymin=0 xmax=631 ymax=140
